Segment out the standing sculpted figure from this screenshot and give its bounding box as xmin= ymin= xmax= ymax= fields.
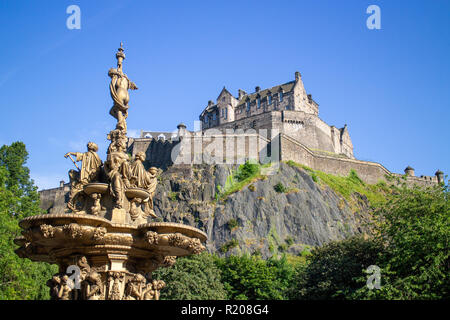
xmin=104 ymin=133 xmax=131 ymax=209
xmin=108 ymin=43 xmax=138 ymax=131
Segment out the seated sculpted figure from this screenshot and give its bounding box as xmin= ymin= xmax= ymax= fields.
xmin=65 ymin=142 xmax=102 ymax=185
xmin=65 ymin=142 xmax=102 ymax=212
xmin=130 ymin=151 xmax=158 ymax=218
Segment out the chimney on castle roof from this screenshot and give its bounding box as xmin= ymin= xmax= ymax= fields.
xmin=295 ymin=71 xmax=301 ymax=82
xmin=255 ymin=86 xmax=260 ymax=93
xmin=208 ymin=100 xmax=214 ymax=107
xmin=238 ymin=89 xmax=246 ymax=100
xmin=60 ymin=180 xmax=65 ymax=188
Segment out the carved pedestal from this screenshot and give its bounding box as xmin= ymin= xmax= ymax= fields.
xmin=14 ymin=214 xmax=207 ymax=300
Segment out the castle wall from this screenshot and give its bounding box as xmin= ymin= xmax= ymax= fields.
xmin=280 ymin=134 xmax=438 ymax=186
xmin=40 ymin=184 xmax=70 ymax=214
xmin=128 ymin=138 xmax=177 ymax=170
xmin=214 ymin=110 xmax=354 ymax=159
xmin=128 ymin=132 xmax=272 ymax=169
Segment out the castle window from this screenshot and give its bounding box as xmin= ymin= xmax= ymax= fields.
xmin=268 ymin=95 xmax=272 ymax=105
xmin=257 ymin=98 xmax=261 ymax=109
xmin=279 ymin=91 xmax=283 ymax=102
xmin=204 ymin=116 xmax=208 ymax=123
xmin=224 ymin=108 xmax=227 ymax=119
xmin=213 ymin=113 xmax=216 ymax=121
xmin=246 ymin=101 xmax=250 ymax=111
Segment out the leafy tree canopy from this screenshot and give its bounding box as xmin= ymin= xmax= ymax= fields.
xmin=0 ymin=142 xmax=57 ymax=300
xmin=288 ymin=236 xmax=382 ymax=300
xmin=353 ymin=184 xmax=449 ymax=299
xmin=152 ymin=252 xmax=227 ymax=300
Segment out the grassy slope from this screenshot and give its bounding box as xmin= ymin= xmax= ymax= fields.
xmin=285 ymin=160 xmax=390 ymax=209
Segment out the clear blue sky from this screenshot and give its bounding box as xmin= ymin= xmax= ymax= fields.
xmin=0 ymin=0 xmax=449 ymax=190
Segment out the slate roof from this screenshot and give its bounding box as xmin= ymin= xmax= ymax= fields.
xmin=236 ymin=81 xmax=296 ymax=108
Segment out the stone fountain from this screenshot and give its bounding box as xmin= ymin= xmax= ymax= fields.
xmin=14 ymin=44 xmax=207 ymax=300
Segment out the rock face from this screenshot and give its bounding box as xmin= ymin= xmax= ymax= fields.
xmin=41 ymin=163 xmax=369 ymax=259
xmin=141 ymin=162 xmax=369 ymax=258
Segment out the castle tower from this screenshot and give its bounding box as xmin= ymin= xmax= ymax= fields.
xmin=404 ymin=166 xmax=415 ymax=176
xmin=177 ymin=122 xmax=187 ymax=137
xmin=216 ymin=87 xmax=237 ymax=124
xmin=293 ymin=71 xmax=317 ymax=115
xmin=435 ymin=169 xmax=444 ymax=184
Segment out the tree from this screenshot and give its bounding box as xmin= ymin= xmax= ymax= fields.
xmin=215 ymin=254 xmax=291 ymax=300
xmin=288 ymin=236 xmax=383 ymax=300
xmin=152 ymin=252 xmax=227 ymax=300
xmin=353 ymin=184 xmax=449 ymax=299
xmin=0 ymin=142 xmax=58 ymax=300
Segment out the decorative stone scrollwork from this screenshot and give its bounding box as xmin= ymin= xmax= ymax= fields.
xmin=108 ymin=271 xmax=126 ymax=300
xmin=63 ymin=223 xmax=83 ymax=239
xmin=22 ymin=230 xmax=33 ymax=242
xmin=145 ymin=231 xmax=159 ymax=245
xmin=188 ymin=238 xmax=204 ymax=254
xmin=168 ymin=232 xmax=185 ymax=247
xmin=93 ymin=227 xmax=107 ymax=241
xmin=162 ymin=256 xmax=176 ymax=267
xmin=167 ymin=232 xmax=206 ymax=254
xmin=40 ymin=224 xmax=54 ymax=238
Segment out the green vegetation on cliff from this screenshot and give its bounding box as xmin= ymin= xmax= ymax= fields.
xmin=216 ymin=161 xmax=271 ymax=201
xmin=285 ymin=160 xmax=390 ymax=207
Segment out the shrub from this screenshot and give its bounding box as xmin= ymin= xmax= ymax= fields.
xmin=220 ymin=239 xmax=240 ymax=253
xmin=226 ymin=219 xmax=239 ymax=230
xmin=235 ymin=161 xmax=260 ymax=182
xmin=152 ymin=252 xmax=227 ymax=300
xmin=274 ymin=182 xmax=287 ymax=193
xmin=168 ymin=191 xmax=178 ymax=201
xmin=215 ymin=254 xmax=294 ymax=300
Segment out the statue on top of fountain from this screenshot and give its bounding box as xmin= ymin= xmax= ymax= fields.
xmin=63 ymin=43 xmax=159 ymax=224
xmin=108 ymin=42 xmax=138 ymax=132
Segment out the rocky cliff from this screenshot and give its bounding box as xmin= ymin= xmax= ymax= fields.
xmin=41 ymin=162 xmax=372 ymax=258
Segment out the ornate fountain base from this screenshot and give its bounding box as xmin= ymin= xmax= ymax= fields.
xmin=14 ymin=213 xmax=207 ymax=300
